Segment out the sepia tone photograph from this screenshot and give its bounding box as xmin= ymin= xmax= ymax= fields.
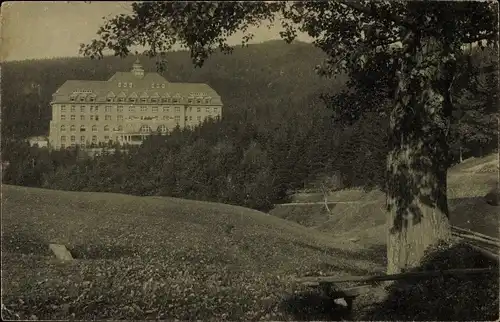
xmin=0 ymin=1 xmax=499 ymax=320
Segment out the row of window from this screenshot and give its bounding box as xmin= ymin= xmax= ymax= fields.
xmin=60 ymin=114 xmax=188 ymax=122
xmin=69 ymin=95 xmax=211 ymax=104
xmin=61 ymin=135 xmax=103 ymax=143
xmin=60 ymin=124 xmax=173 ymax=133
xmin=60 ymin=105 xmax=220 ymax=114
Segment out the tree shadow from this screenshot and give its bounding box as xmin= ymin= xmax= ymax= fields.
xmin=280 ymin=289 xmax=352 ymax=321
xmin=362 ymin=241 xmax=499 ymax=321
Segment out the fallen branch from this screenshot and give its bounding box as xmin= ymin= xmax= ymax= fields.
xmin=452 ymin=231 xmax=500 ymax=248
xmin=451 ymin=226 xmax=499 ymax=243
xmin=295 ymin=268 xmax=497 ymax=284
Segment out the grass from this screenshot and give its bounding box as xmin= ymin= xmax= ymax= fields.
xmin=1 ymin=184 xmax=385 ymax=320
xmin=271 ymin=154 xmax=499 ymax=243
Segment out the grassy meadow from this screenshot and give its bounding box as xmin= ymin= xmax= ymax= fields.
xmin=1 ymin=154 xmax=498 ymax=320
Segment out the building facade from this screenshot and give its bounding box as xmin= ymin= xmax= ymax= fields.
xmin=49 ymin=59 xmax=223 ymax=149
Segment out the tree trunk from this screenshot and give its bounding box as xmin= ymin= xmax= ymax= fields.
xmin=459 ymin=146 xmax=463 ymax=163
xmin=386 ymin=35 xmax=453 ymax=274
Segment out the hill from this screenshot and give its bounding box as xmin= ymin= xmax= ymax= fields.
xmin=271 ymin=153 xmax=499 ymax=243
xmin=1 ymin=184 xmax=384 ymax=320
xmin=1 ymin=40 xmax=346 ymax=140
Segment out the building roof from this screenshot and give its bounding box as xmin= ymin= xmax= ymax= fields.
xmin=52 ymin=60 xmax=221 ymax=103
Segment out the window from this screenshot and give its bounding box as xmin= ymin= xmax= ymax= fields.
xmin=197 ymin=107 xmax=201 ymax=112
xmin=80 ymin=97 xmax=85 ymax=102
xmin=163 ymin=106 xmax=169 ymax=112
xmin=70 ymin=125 xmax=76 ymax=132
xmin=90 ymin=106 xmax=94 ymax=113
xmin=162 ymin=116 xmax=169 ymax=120
xmin=189 ymin=107 xmax=192 ymax=112
xmin=104 ymin=136 xmax=110 ymax=141
xmin=205 ymin=98 xmax=211 ymax=104
xmin=129 ymin=83 xmax=132 ymax=88
xmin=161 ymin=98 xmax=168 ymax=103
xmin=80 ymin=115 xmax=85 ymax=121
xmin=105 ymin=106 xmax=111 ymax=112
xmin=89 ymin=97 xmax=95 ymax=102
xmin=117 ymin=106 xmax=123 ymax=112
xmin=71 ymin=136 xmax=76 ymax=142
xmin=197 ymin=116 xmax=201 ymax=121
xmin=141 ymin=106 xmax=147 ymax=112
xmin=152 ymin=107 xmax=158 ymax=113
xmin=61 ymin=105 xmax=67 ymax=112
xmin=206 ymin=107 xmax=210 ymax=113
xmin=61 ymin=115 xmax=66 ymax=120
xmin=105 ymin=115 xmax=111 ymax=120
xmin=196 ymin=99 xmax=202 ymax=104
xmin=90 ymin=115 xmax=94 ymax=121
xmin=151 ymin=84 xmax=155 ymax=89
xmin=70 ymin=106 xmax=75 ymax=112
xmin=188 ymin=98 xmax=193 ymax=104
xmin=60 ymin=125 xmax=66 ymax=131
xmin=161 ymin=84 xmax=165 ymax=88
xmin=123 ymin=83 xmax=128 ymax=88
xmin=175 ymin=107 xmax=180 ymax=113
xmin=151 ymin=98 xmax=158 ymax=103
xmin=172 ymin=98 xmax=179 ymax=103
xmin=61 ymin=136 xmax=66 ymax=142
xmin=117 ymin=115 xmax=123 ymax=121
xmin=94 ymin=106 xmax=98 ymax=113
xmin=118 ymin=82 xmax=122 ymax=87
xmin=61 ymin=144 xmax=66 ymax=149
xmin=118 ymin=125 xmax=123 ymax=131
xmin=80 ymin=125 xmax=86 ymax=132
xmin=70 ymin=97 xmax=76 ymax=102
xmin=156 ymin=84 xmax=160 ymax=89
xmin=189 ymin=116 xmax=193 ymax=121
xmin=95 ymin=115 xmax=99 ymax=121
xmin=185 ymin=116 xmax=188 ymax=121
xmin=214 ymin=107 xmax=219 ymax=113
xmin=140 ymin=125 xmax=151 ymax=133
xmin=80 ymin=106 xmax=85 ymax=113
xmin=129 ymin=98 xmax=135 ymax=102
xmin=107 ymin=97 xmax=113 ymax=102
xmin=92 ymin=135 xmax=97 ymax=143
xmin=104 ymin=125 xmax=110 ymax=131
xmin=80 ymin=136 xmax=85 ymax=142
xmin=92 ymin=125 xmax=97 ymax=132
xmin=71 ymin=115 xmax=76 ymax=121
xmin=141 ymin=98 xmax=147 ymax=103
xmin=129 ymin=106 xmax=135 ymax=112
xmin=157 ymin=125 xmax=168 ymax=133
xmin=174 ymin=116 xmax=180 ymax=123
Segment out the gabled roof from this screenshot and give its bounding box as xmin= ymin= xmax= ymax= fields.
xmin=52 ymin=61 xmax=222 ymax=103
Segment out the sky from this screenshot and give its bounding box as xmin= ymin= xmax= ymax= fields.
xmin=0 ymin=1 xmax=312 ymax=62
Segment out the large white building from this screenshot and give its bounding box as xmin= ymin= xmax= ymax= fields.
xmin=49 ymin=59 xmax=223 ymax=149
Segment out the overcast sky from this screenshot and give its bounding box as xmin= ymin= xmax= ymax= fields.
xmin=1 ymin=1 xmax=312 ymax=62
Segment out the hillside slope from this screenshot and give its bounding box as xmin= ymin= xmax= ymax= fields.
xmin=271 ymin=154 xmax=499 ymax=242
xmin=1 ymin=184 xmax=383 ymax=320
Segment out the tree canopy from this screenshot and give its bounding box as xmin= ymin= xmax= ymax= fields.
xmin=78 ymin=0 xmax=500 ymax=273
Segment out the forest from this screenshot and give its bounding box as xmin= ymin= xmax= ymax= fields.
xmin=1 ymin=40 xmax=498 ymax=211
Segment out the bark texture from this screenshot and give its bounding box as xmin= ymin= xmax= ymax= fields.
xmin=386 ymin=34 xmax=453 ymax=274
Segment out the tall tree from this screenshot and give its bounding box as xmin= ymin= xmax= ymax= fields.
xmin=81 ymin=1 xmax=498 ymax=274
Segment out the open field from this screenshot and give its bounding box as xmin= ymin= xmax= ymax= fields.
xmin=1 ymin=184 xmax=385 ymax=320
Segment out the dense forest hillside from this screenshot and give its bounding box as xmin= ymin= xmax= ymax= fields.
xmin=1 ymin=40 xmax=346 ymax=139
